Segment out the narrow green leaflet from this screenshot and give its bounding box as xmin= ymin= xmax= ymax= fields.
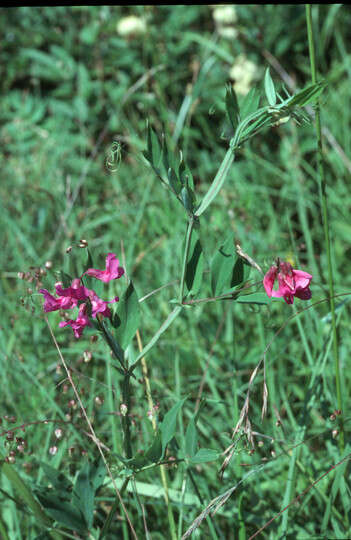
xmin=113 ymin=281 xmax=140 ymax=350
xmin=185 ymin=229 xmax=204 ymax=296
xmin=240 ymin=87 xmax=260 ymax=120
xmin=236 ymin=292 xmax=271 ymax=305
xmin=160 ymin=397 xmax=187 ymax=457
xmin=185 ymin=417 xmax=198 ymax=458
xmin=264 ymin=68 xmax=276 ymax=106
xmin=143 ymin=121 xmax=162 ymax=170
xmin=225 ymin=83 xmax=240 ymax=132
xmin=285 ymin=80 xmax=326 ymax=108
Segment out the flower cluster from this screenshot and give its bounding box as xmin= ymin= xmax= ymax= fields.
xmin=40 ymin=253 xmax=124 ymax=338
xmin=263 ymin=260 xmax=312 ymax=304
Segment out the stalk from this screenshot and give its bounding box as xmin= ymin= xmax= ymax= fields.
xmin=305 ymin=4 xmax=343 ymax=451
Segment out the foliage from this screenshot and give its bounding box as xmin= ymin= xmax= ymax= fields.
xmin=1 ymin=5 xmax=351 ymax=539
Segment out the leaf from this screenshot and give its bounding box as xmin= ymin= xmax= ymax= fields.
xmin=180 ymin=182 xmax=196 ymax=214
xmin=113 ymin=281 xmax=140 ymax=349
xmin=240 ymin=87 xmax=260 ymax=119
xmin=264 ymin=68 xmax=276 ymax=106
xmin=84 ymin=249 xmax=94 ymax=273
xmin=211 ymin=236 xmax=249 ymax=296
xmin=185 ymin=229 xmax=204 ymax=296
xmin=145 ymin=430 xmax=163 ymax=464
xmin=160 ymin=397 xmax=187 ymax=457
xmin=189 ymin=448 xmax=219 ymax=464
xmin=225 ymin=83 xmax=240 ymax=132
xmin=40 ymin=462 xmax=72 ymax=496
xmin=34 ymin=491 xmax=86 ymax=533
xmin=185 ymin=418 xmax=198 ymax=458
xmin=168 ymin=167 xmax=182 ymax=195
xmin=143 ymin=121 xmax=162 ymax=170
xmin=236 ymin=292 xmax=271 ymax=305
xmin=72 ymin=459 xmax=105 ymax=530
xmin=285 ymin=81 xmax=326 ymax=108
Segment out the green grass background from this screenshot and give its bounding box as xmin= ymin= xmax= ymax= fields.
xmin=1 ymin=5 xmax=351 ymax=539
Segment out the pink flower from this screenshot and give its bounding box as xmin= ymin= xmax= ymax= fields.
xmin=55 ymin=278 xmax=89 ymax=301
xmin=263 ymin=261 xmax=312 ymax=304
xmin=39 ymin=288 xmax=78 ymax=312
xmin=87 ymin=290 xmax=119 ymax=318
xmin=83 ymin=253 xmax=124 ymax=283
xmin=59 ymin=303 xmax=91 ymax=339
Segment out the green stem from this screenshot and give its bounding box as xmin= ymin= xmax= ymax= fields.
xmin=306 ymin=4 xmax=343 ymax=451
xmin=121 ymin=372 xmax=133 ymax=459
xmin=179 ymin=216 xmax=195 ymax=303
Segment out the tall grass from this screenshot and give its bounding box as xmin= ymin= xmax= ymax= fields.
xmin=1 ymin=5 xmax=351 ymax=539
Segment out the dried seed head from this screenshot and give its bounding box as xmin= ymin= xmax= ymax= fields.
xmin=49 ymin=446 xmax=58 ymax=455
xmin=45 ymin=260 xmax=53 ymax=269
xmin=120 ymin=404 xmax=128 ymax=416
xmin=55 ymin=428 xmax=63 ymax=439
xmin=66 ymin=246 xmax=73 ymax=254
xmin=83 ymin=350 xmax=92 ymax=363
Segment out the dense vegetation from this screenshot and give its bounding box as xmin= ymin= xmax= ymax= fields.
xmin=1 ymin=5 xmax=351 ymax=539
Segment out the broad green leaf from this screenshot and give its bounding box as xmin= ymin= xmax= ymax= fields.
xmin=35 ymin=491 xmax=86 ymax=533
xmin=189 ymin=448 xmax=219 ymax=464
xmin=211 ymin=236 xmax=249 ymax=296
xmin=160 ymin=397 xmax=187 ymax=457
xmin=40 ymin=462 xmax=72 ymax=496
xmin=185 ymin=418 xmax=198 ymax=458
xmin=185 ymin=229 xmax=204 ymax=296
xmin=72 ymin=459 xmax=105 ymax=529
xmin=113 ymin=281 xmax=140 ymax=349
xmin=145 ymin=430 xmax=163 ymax=464
xmin=264 ymin=68 xmax=276 ymax=106
xmin=225 ymin=83 xmax=240 ymax=132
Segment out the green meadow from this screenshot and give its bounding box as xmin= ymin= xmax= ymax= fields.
xmin=1 ymin=5 xmax=351 ymax=539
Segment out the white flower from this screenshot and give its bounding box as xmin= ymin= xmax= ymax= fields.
xmin=217 ymin=26 xmax=238 ymax=39
xmin=212 ymin=5 xmax=237 ymax=25
xmin=117 ymin=15 xmax=146 ymax=38
xmin=229 ymin=54 xmax=259 ymax=95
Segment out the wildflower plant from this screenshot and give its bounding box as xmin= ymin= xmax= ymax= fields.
xmin=28 ymin=67 xmax=327 ymax=539
xmin=4 ymin=7 xmax=347 ymax=538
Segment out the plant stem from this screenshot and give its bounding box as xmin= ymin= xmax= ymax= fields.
xmin=305 ymin=4 xmax=344 ymax=452
xmin=136 ymin=330 xmax=177 ymax=540
xmin=121 ymin=372 xmax=133 ymax=459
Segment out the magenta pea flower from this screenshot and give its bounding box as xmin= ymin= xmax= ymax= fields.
xmin=55 ymin=278 xmax=89 ymax=301
xmin=88 ymin=290 xmax=119 ymax=319
xmin=39 ymin=288 xmax=78 ymax=312
xmin=59 ymin=303 xmax=91 ymax=339
xmin=83 ymin=253 xmax=124 ymax=283
xmin=263 ymin=260 xmax=312 ymax=304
